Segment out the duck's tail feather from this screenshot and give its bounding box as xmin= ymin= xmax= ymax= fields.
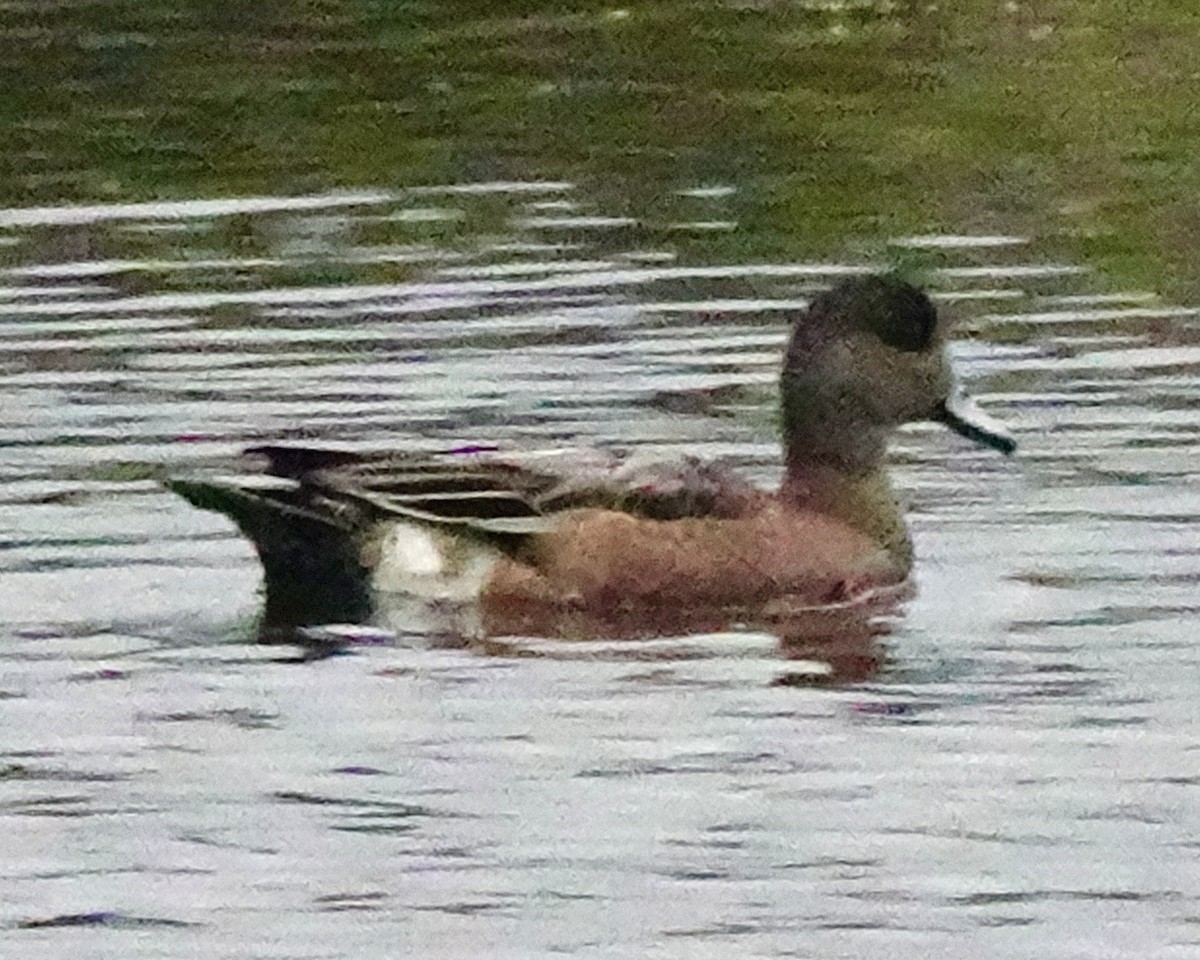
xmin=167 ymin=477 xmax=374 ymax=627
xmin=244 ymin=444 xmax=368 ymax=480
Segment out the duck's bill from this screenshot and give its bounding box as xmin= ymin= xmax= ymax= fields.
xmin=937 ymin=387 xmax=1016 ymax=454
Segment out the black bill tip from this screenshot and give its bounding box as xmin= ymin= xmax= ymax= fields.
xmin=937 ymin=387 xmax=1016 ymax=455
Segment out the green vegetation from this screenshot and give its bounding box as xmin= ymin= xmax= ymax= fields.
xmin=3 ymin=1 xmax=1199 ymax=295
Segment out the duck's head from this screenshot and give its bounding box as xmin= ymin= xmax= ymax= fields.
xmin=780 ymin=274 xmax=1014 ymax=474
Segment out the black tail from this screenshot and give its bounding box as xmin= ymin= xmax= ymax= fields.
xmin=168 ymin=478 xmax=374 ymax=628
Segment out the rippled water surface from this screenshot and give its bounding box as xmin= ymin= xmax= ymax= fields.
xmin=5 ymin=0 xmax=1200 ymax=952
xmin=3 ymin=185 xmax=1199 ymax=959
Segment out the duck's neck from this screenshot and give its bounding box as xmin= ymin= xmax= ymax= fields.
xmin=777 ymin=372 xmax=913 ymax=568
xmin=779 ymin=454 xmax=913 ymax=570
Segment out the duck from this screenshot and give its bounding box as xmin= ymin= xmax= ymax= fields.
xmin=168 ymin=273 xmax=1014 ymax=639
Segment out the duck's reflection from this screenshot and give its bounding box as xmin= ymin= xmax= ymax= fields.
xmin=767 ymin=598 xmax=901 ymax=686
xmin=257 ymin=584 xmax=907 ymax=686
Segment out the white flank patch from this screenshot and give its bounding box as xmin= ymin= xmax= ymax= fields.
xmin=371 ymin=522 xmax=500 ymax=604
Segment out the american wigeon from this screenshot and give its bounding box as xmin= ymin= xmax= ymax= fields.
xmin=169 ymin=274 xmax=1014 ymax=637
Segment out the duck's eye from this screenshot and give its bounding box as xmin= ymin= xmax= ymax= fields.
xmin=836 ymin=276 xmax=938 ymax=353
xmin=871 ymin=290 xmax=937 ymax=353
xmin=799 ymin=275 xmax=940 ymax=356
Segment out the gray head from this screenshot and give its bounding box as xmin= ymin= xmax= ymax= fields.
xmin=780 ymin=274 xmax=1014 ymax=474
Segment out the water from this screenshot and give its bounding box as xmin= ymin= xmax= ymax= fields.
xmin=2 ymin=186 xmax=1198 ymax=959
xmin=5 ymin=2 xmax=1200 ymax=956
